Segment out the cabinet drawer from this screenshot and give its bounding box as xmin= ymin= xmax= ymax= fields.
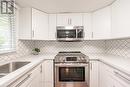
xmin=8 ymin=64 xmax=42 ymax=87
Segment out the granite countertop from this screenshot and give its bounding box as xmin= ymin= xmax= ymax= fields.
xmin=0 ymin=53 xmax=130 ymax=87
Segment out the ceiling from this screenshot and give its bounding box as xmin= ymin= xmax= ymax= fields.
xmin=16 ymin=0 xmax=115 ymax=13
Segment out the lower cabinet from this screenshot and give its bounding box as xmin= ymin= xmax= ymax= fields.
xmin=99 ymin=62 xmax=114 ymax=87
xmin=99 ymin=62 xmax=130 ymax=87
xmin=27 ymin=65 xmax=42 ymax=87
xmin=90 ymin=61 xmax=130 ymax=87
xmin=42 ymin=59 xmax=54 ymax=87
xmin=8 ymin=64 xmax=42 ymax=87
xmin=8 ymin=60 xmax=54 ymax=87
xmin=90 ymin=60 xmax=99 ymax=87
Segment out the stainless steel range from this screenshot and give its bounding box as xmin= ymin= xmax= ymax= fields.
xmin=54 ymin=51 xmax=89 ymax=87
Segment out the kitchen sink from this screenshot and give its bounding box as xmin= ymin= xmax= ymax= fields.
xmin=0 ymin=61 xmax=31 ymax=78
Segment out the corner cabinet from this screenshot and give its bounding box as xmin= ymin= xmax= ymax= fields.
xmin=111 ymin=0 xmax=130 ymax=38
xmin=99 ymin=62 xmax=130 ymax=87
xmin=19 ymin=8 xmax=48 ymax=40
xmin=57 ymin=13 xmax=83 ymax=26
xmin=92 ymin=6 xmax=111 ymax=40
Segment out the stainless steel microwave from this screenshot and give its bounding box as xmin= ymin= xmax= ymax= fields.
xmin=56 ymin=26 xmax=84 ymax=41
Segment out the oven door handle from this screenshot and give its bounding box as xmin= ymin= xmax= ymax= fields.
xmin=55 ymin=63 xmax=89 ymax=67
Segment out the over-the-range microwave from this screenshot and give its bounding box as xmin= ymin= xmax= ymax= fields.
xmin=56 ymin=26 xmax=84 ymax=42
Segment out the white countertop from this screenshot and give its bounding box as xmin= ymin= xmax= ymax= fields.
xmin=0 ymin=54 xmax=56 ymax=87
xmin=88 ymin=54 xmax=130 ymax=76
xmin=0 ymin=53 xmax=130 ymax=87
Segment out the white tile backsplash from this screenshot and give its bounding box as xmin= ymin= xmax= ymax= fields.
xmin=105 ymin=39 xmax=130 ymax=58
xmin=0 ymin=40 xmax=34 ymax=61
xmin=34 ymin=40 xmax=106 ymax=54
xmin=0 ymin=38 xmax=130 ymax=61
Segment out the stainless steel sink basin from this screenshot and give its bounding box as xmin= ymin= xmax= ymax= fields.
xmin=11 ymin=62 xmax=31 ymax=71
xmin=0 ymin=61 xmax=31 ymax=78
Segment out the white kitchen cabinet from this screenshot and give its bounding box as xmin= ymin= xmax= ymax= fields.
xmin=27 ymin=65 xmax=42 ymax=87
xmin=99 ymin=62 xmax=130 ymax=87
xmin=111 ymin=0 xmax=130 ymax=38
xmin=99 ymin=62 xmax=114 ymax=87
xmin=57 ymin=13 xmax=83 ymax=26
xmin=83 ymin=13 xmax=92 ymax=40
xmin=90 ymin=61 xmax=99 ymax=87
xmin=48 ymin=14 xmax=57 ymax=40
xmin=9 ymin=64 xmax=42 ymax=87
xmin=32 ymin=8 xmax=48 ymax=40
xmin=42 ymin=59 xmax=54 ymax=87
xmin=19 ymin=8 xmax=48 ymax=40
xmin=92 ymin=6 xmax=111 ymax=40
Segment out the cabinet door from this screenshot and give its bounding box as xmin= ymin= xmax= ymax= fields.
xmin=19 ymin=8 xmax=32 ymax=40
xmin=57 ymin=14 xmax=70 ymax=26
xmin=69 ymin=13 xmax=83 ymax=26
xmin=114 ymin=80 xmax=126 ymax=87
xmin=92 ymin=6 xmax=111 ymax=39
xmin=83 ymin=13 xmax=92 ymax=40
xmin=32 ymin=8 xmax=48 ymax=40
xmin=111 ymin=0 xmax=130 ymax=38
xmin=9 ymin=65 xmax=42 ymax=87
xmin=99 ymin=62 xmax=114 ymax=87
xmin=57 ymin=13 xmax=83 ymax=26
xmin=42 ymin=60 xmax=54 ymax=87
xmin=27 ymin=65 xmax=42 ymax=87
xmin=90 ymin=61 xmax=99 ymax=87
xmin=48 ymin=14 xmax=57 ymax=40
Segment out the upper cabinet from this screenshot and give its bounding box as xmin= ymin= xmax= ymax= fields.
xmin=83 ymin=13 xmax=92 ymax=40
xmin=19 ymin=0 xmax=130 ymax=41
xmin=57 ymin=13 xmax=83 ymax=26
xmin=92 ymin=6 xmax=111 ymax=40
xmin=48 ymin=14 xmax=57 ymax=40
xmin=111 ymin=0 xmax=130 ymax=38
xmin=19 ymin=8 xmax=48 ymax=40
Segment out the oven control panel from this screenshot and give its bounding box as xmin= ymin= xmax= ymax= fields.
xmin=66 ymin=57 xmax=77 ymax=61
xmin=54 ymin=51 xmax=89 ymax=63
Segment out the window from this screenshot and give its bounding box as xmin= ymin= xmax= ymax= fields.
xmin=0 ymin=13 xmax=15 ymax=53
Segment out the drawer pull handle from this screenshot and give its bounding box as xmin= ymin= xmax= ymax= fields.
xmin=16 ymin=73 xmax=32 ymax=87
xmin=114 ymin=71 xmax=130 ymax=83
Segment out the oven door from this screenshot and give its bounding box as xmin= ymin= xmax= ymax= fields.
xmin=55 ymin=63 xmax=89 ymax=87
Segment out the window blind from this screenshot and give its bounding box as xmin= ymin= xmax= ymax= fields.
xmin=0 ymin=3 xmax=16 ymax=53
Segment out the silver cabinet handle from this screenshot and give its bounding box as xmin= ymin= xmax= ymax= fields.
xmin=32 ymin=30 xmax=34 ymax=38
xmin=16 ymin=73 xmax=32 ymax=87
xmin=70 ymin=19 xmax=72 ymax=25
xmin=90 ymin=63 xmax=92 ymax=70
xmin=68 ymin=19 xmax=70 ymax=25
xmin=114 ymin=71 xmax=130 ymax=83
xmin=92 ymin=32 xmax=93 ymax=38
xmin=40 ymin=65 xmax=42 ymax=73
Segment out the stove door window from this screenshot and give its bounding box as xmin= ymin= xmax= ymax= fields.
xmin=59 ymin=67 xmax=85 ymax=82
